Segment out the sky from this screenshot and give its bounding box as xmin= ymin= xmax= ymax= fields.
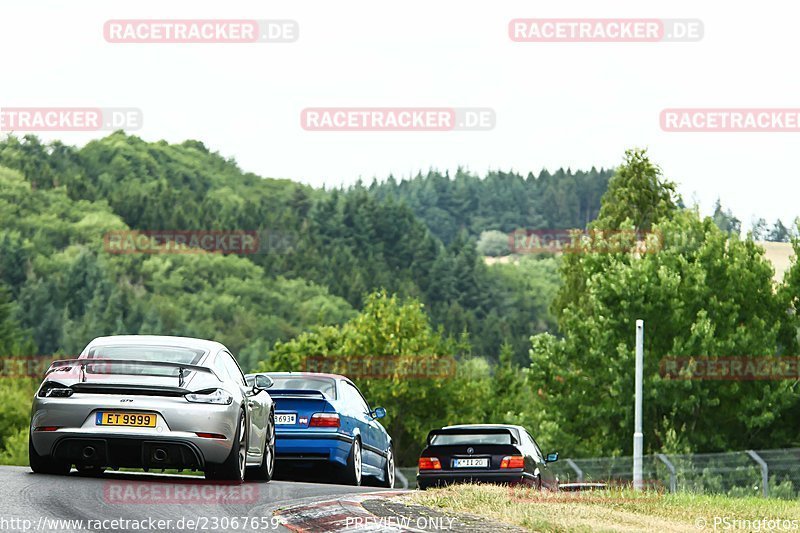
xmin=2 ymin=1 xmax=798 ymax=229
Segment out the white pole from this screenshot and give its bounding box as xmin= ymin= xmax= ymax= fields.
xmin=633 ymin=319 xmax=644 ymax=491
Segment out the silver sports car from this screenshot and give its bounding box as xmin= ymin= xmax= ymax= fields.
xmin=29 ymin=335 xmax=276 ymax=483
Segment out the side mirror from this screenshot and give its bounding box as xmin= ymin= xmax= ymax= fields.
xmin=249 ymin=374 xmax=273 ymax=391
xmin=546 ymin=452 xmax=559 ymax=463
xmin=371 ymin=407 xmax=386 ymax=419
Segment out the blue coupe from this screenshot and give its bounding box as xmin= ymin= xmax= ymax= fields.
xmin=263 ymin=372 xmax=394 ymax=487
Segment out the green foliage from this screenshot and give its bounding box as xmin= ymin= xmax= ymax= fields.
xmin=3 ymin=132 xmax=798 ymax=466
xmin=369 ymin=167 xmax=612 ymax=245
xmin=712 ymin=198 xmax=742 ymax=236
xmin=0 ymin=426 xmax=29 ymax=466
xmin=476 ymin=230 xmax=511 ymax=256
xmin=767 ymin=219 xmax=796 ymax=242
xmin=594 ymin=148 xmax=678 ymax=231
xmin=0 ymin=379 xmax=37 ymax=465
xmin=531 ymin=152 xmax=797 ymax=456
xmin=0 ymin=136 xmax=356 ymax=367
xmin=0 ymin=133 xmax=579 ymax=365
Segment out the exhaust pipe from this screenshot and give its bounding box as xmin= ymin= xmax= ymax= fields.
xmin=82 ymin=446 xmax=96 ymax=459
xmin=153 ymin=448 xmax=168 ymax=462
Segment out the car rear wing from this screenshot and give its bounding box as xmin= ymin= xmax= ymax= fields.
xmin=266 ymin=388 xmax=329 ymax=399
xmin=45 ymin=358 xmax=221 ymax=387
xmin=425 ymin=427 xmax=519 ymax=445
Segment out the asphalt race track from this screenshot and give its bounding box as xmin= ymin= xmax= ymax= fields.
xmin=0 ymin=466 xmax=394 ymax=533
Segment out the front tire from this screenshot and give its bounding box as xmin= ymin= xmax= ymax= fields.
xmin=28 ymin=432 xmax=70 ymax=475
xmin=247 ymin=411 xmax=275 ymax=482
xmin=338 ymin=438 xmax=362 ymax=486
xmin=205 ymin=411 xmax=247 ymax=483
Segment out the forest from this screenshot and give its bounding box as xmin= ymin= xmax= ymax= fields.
xmin=0 ymin=132 xmax=799 ymax=466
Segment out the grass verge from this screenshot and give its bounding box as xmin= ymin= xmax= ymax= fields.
xmin=405 ymin=484 xmax=800 ymax=532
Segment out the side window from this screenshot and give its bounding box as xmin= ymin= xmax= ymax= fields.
xmin=213 ymin=355 xmax=228 ymax=382
xmin=342 ymin=382 xmax=369 ymax=414
xmin=513 ymin=429 xmax=529 ymax=451
xmin=216 ymin=351 xmax=246 ymax=387
xmin=527 ymin=431 xmax=545 ymax=462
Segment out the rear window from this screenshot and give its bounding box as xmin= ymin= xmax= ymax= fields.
xmin=430 ymin=432 xmax=513 ymax=445
xmin=269 ymin=376 xmax=337 ymax=399
xmin=86 ymin=345 xmax=205 ymax=376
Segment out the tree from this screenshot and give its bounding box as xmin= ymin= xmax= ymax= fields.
xmin=532 ymin=150 xmax=792 ymax=456
xmin=767 ymin=219 xmax=791 ymax=242
xmin=476 ymin=230 xmax=511 ymax=256
xmin=593 ymin=149 xmax=678 ymax=231
xmin=751 ymin=218 xmax=768 ymax=241
xmin=0 ymin=285 xmax=34 ymax=357
xmin=711 ymin=198 xmax=741 ymax=236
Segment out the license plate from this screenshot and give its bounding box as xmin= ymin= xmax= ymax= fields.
xmin=453 ymin=458 xmax=489 ymax=468
xmin=275 ymin=413 xmax=297 ymax=425
xmin=95 ymin=412 xmax=156 ymax=427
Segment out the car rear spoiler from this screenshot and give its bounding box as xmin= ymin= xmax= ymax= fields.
xmin=426 ymin=427 xmax=519 ymax=445
xmin=45 ymin=359 xmax=220 ymax=387
xmin=266 ymin=388 xmax=329 ymax=399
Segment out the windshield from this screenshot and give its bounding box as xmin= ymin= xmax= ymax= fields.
xmin=269 ymin=376 xmax=337 ymax=399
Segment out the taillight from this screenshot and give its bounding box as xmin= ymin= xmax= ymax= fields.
xmin=38 ymin=382 xmax=73 ymax=398
xmin=33 ymin=426 xmax=60 ymax=432
xmin=500 ymin=455 xmax=525 ymax=469
xmin=309 ymin=413 xmax=340 ymax=427
xmin=418 ymin=457 xmax=441 ymax=470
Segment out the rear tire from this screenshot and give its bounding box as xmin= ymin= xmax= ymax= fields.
xmin=338 ymin=438 xmax=362 ymax=486
xmin=28 ymin=432 xmax=70 ymax=475
xmin=247 ymin=411 xmax=275 ymax=482
xmin=205 ymin=411 xmax=247 ymax=483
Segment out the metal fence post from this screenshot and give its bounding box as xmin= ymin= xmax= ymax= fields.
xmin=746 ymin=450 xmax=769 ymax=498
xmin=656 ymin=453 xmax=677 ymax=493
xmin=633 ymin=320 xmax=644 ymax=490
xmin=565 ymin=459 xmax=584 ymax=482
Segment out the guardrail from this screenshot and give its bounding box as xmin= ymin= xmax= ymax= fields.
xmin=397 ymin=448 xmax=800 ymax=497
xmin=547 ymin=448 xmax=800 ymax=498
